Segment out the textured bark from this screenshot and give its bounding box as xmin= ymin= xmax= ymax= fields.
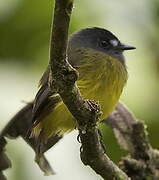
xmin=0 ymin=137 xmax=11 ymax=180
xmin=105 ymin=103 xmax=159 ymax=180
xmin=48 ymin=0 xmax=129 ymax=179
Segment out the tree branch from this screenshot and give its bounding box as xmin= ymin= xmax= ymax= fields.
xmin=48 ymin=0 xmax=129 ymax=179
xmin=0 ymin=137 xmax=11 ymax=180
xmin=104 ymin=102 xmax=159 ymax=179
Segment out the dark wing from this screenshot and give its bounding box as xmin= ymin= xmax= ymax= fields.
xmin=31 ymin=66 xmax=51 ymax=126
xmin=31 ymin=84 xmax=51 ymax=127
xmin=0 ymin=66 xmax=63 ymax=177
xmin=31 ymin=65 xmax=60 ymax=127
xmin=0 ymin=101 xmax=63 ymax=177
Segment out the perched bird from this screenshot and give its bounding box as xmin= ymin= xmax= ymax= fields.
xmin=31 ymin=27 xmax=135 ymax=140
xmin=1 ymin=27 xmax=135 ymax=175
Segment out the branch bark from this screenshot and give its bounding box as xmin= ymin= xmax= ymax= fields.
xmin=0 ymin=137 xmax=11 ymax=180
xmin=48 ymin=0 xmax=129 ymax=179
xmin=104 ymin=103 xmax=159 ymax=179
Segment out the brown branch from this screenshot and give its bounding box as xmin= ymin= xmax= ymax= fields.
xmin=48 ymin=0 xmax=129 ymax=179
xmin=0 ymin=137 xmax=11 ymax=180
xmin=104 ymin=102 xmax=159 ymax=179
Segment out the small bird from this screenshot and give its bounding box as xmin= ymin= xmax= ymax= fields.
xmin=1 ymin=27 xmax=135 ymax=175
xmin=31 ymin=27 xmax=135 ymax=144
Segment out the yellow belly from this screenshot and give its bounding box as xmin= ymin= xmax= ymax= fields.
xmin=34 ymin=92 xmax=121 ymax=138
xmin=33 ymin=53 xmax=128 ymax=138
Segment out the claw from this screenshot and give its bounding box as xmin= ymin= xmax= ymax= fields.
xmin=86 ymin=100 xmax=100 ymax=113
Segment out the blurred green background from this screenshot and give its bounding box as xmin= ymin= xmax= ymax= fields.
xmin=0 ymin=0 xmax=159 ymax=179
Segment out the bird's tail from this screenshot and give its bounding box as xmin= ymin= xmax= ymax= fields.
xmin=0 ymin=102 xmax=62 ymax=178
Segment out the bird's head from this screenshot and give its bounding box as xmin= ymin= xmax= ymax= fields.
xmin=67 ymin=27 xmax=135 ymax=67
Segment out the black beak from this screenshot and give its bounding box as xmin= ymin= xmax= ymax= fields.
xmin=118 ymin=44 xmax=136 ymax=51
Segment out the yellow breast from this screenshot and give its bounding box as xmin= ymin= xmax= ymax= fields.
xmin=33 ymin=50 xmax=128 ymax=138
xmin=77 ymin=51 xmax=128 ymax=119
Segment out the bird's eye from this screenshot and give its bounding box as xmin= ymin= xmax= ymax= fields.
xmin=100 ymin=40 xmax=109 ymax=48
